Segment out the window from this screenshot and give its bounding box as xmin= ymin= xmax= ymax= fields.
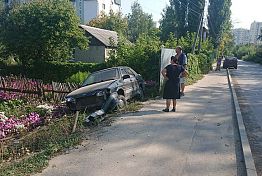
xmin=102 ymin=3 xmax=106 ymax=10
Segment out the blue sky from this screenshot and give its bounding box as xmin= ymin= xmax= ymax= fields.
xmin=121 ymin=0 xmax=170 ymax=23
xmin=121 ymin=0 xmax=262 ymax=29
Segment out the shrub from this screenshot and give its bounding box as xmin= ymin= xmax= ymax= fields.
xmin=187 ymin=53 xmax=212 ymax=83
xmin=0 ymin=61 xmax=107 ymax=83
xmin=66 ymin=71 xmax=90 ymax=84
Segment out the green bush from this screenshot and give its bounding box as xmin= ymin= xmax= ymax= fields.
xmin=107 ymin=34 xmax=161 ymax=83
xmin=0 ymin=61 xmax=107 ymax=83
xmin=187 ymin=53 xmax=212 ymax=83
xmin=66 ymin=71 xmax=90 ymax=84
xmin=238 ymin=45 xmax=262 ymax=64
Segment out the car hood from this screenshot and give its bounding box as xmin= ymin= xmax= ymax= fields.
xmin=66 ymin=80 xmax=116 ymax=98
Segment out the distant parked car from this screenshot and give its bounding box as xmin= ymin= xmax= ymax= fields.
xmin=65 ymin=66 xmax=145 ymax=111
xmin=223 ymin=57 xmax=238 ymax=69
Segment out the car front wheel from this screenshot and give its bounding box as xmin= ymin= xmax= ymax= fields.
xmin=116 ymin=95 xmax=127 ymax=111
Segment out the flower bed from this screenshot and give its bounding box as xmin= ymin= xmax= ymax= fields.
xmin=0 ymin=112 xmax=42 ymax=139
xmin=0 ymin=91 xmax=70 ymax=140
xmin=0 ymin=91 xmax=22 ymax=101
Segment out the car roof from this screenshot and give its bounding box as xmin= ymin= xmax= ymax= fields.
xmin=91 ymin=66 xmax=131 ymax=74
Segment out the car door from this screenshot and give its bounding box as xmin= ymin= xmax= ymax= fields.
xmin=120 ymin=68 xmax=133 ymax=99
xmin=124 ymin=68 xmax=140 ymax=97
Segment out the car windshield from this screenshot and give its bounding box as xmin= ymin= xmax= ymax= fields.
xmin=82 ymin=69 xmax=119 ymax=86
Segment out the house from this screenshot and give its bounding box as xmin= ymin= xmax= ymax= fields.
xmin=72 ymin=0 xmax=121 ymax=24
xmin=74 ymin=25 xmax=118 ymax=63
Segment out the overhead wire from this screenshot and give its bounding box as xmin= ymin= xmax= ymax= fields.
xmin=173 ymin=0 xmax=202 ymax=15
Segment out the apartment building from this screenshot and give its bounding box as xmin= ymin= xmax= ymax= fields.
xmin=72 ymin=0 xmax=121 ymax=24
xmin=4 ymin=0 xmax=30 ymax=6
xmin=4 ymin=0 xmax=121 ymax=24
xmin=233 ymin=28 xmax=250 ymax=45
xmin=249 ymin=21 xmax=262 ymax=45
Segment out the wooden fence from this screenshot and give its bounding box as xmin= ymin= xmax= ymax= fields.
xmin=0 ymin=76 xmax=79 ymax=102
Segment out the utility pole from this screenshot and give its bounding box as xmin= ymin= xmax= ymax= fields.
xmin=191 ymin=0 xmax=205 ymax=54
xmin=198 ymin=14 xmax=204 ymax=52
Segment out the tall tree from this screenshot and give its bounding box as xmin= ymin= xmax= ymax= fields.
xmin=127 ymin=1 xmax=155 ymax=43
xmin=159 ymin=5 xmax=176 ymax=42
xmin=88 ymin=10 xmax=128 ymax=38
xmin=187 ymin=0 xmax=205 ymax=33
xmin=160 ymin=0 xmax=204 ymax=40
xmin=208 ymin=0 xmax=232 ymax=48
xmin=0 ymin=0 xmax=88 ymax=65
xmin=171 ymin=0 xmax=187 ymax=38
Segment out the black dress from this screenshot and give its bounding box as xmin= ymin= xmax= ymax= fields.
xmin=163 ymin=64 xmax=185 ymax=99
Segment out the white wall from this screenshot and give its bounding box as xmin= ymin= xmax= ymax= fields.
xmin=81 ymin=0 xmax=120 ymax=24
xmin=249 ymin=22 xmax=262 ymax=44
xmin=83 ymin=1 xmax=99 ymax=24
xmin=73 ymin=0 xmax=121 ymax=24
xmin=97 ymin=0 xmax=120 ymax=14
xmin=233 ymin=28 xmax=250 ymax=45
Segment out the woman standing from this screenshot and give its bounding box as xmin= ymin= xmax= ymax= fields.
xmin=161 ymin=56 xmax=188 ymax=112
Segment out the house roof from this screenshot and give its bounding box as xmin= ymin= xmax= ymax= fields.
xmin=80 ymin=25 xmax=118 ymax=47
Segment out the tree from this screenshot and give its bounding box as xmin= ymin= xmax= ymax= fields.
xmin=160 ymin=0 xmax=204 ymax=41
xmin=170 ymin=0 xmax=187 ymax=38
xmin=0 ymin=0 xmax=88 ymax=65
xmin=159 ymin=5 xmax=176 ymax=42
xmin=208 ymin=0 xmax=232 ymax=48
xmin=88 ymin=10 xmax=128 ymax=37
xmin=187 ymin=0 xmax=205 ymax=33
xmin=127 ymin=1 xmax=156 ymax=43
xmin=0 ymin=0 xmax=8 ymax=60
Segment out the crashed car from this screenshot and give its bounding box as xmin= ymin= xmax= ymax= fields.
xmin=65 ymin=66 xmax=145 ymax=112
xmin=223 ymin=57 xmax=238 ymax=69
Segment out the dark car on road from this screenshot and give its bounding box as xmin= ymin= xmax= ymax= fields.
xmin=223 ymin=57 xmax=238 ymax=69
xmin=65 ymin=66 xmax=145 ymax=111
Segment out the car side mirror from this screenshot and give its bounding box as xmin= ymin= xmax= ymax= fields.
xmin=123 ymin=75 xmax=130 ymax=80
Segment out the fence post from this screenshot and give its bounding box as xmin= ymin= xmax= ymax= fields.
xmin=72 ymin=111 xmax=80 ymax=133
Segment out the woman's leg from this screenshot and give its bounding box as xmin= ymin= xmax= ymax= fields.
xmin=172 ymin=99 xmax=177 ymax=109
xmin=166 ymin=99 xmax=171 ymax=109
xmin=163 ymin=99 xmax=171 ymax=112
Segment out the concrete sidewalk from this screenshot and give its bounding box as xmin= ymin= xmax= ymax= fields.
xmin=36 ymin=70 xmax=237 ymax=176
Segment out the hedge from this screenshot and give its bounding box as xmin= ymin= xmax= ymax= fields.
xmin=0 ymin=53 xmax=213 ymax=85
xmin=187 ymin=53 xmax=213 ymax=82
xmin=0 ymin=62 xmax=107 ymax=83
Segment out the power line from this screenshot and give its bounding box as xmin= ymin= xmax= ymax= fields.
xmin=187 ymin=0 xmax=204 ymax=11
xmin=174 ymin=0 xmax=201 ymax=15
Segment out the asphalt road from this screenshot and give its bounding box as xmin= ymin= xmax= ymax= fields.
xmin=230 ymin=60 xmax=262 ymax=175
xmin=35 ymin=70 xmax=237 ymax=176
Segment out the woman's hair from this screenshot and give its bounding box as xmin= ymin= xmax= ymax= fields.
xmin=171 ymin=56 xmax=178 ymax=63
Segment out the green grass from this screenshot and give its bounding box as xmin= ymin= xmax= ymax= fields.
xmin=0 ymin=102 xmax=144 ymax=176
xmin=0 ymin=132 xmax=82 ymax=176
xmin=0 ymin=115 xmax=85 ymax=176
xmin=186 ymin=74 xmax=204 ymax=85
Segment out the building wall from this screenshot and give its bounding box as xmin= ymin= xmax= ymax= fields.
xmin=74 ymin=0 xmax=121 ymax=24
xmin=97 ymin=0 xmax=120 ymax=14
xmin=83 ymin=0 xmax=99 ymax=24
xmin=5 ymin=0 xmax=121 ymax=25
xmin=249 ymin=21 xmax=262 ymax=44
xmin=233 ymin=28 xmax=250 ymax=45
xmin=74 ymin=46 xmax=106 ymax=63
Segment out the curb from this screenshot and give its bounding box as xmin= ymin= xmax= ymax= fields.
xmin=227 ymin=69 xmax=257 ymax=176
